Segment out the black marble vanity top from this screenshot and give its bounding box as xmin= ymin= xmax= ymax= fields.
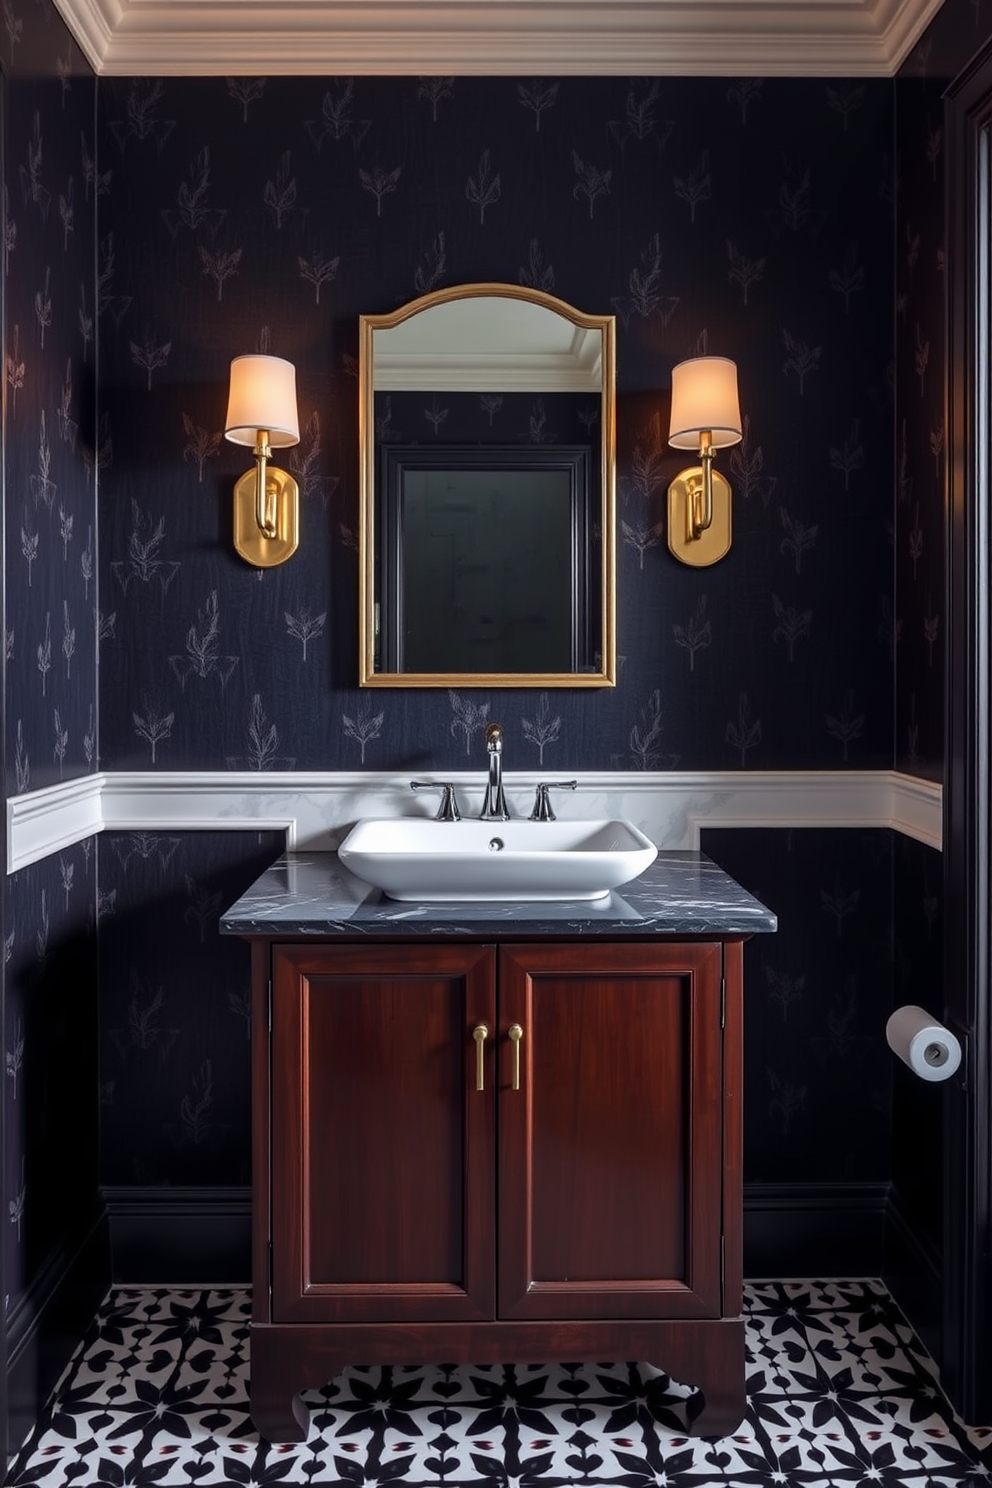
xmin=220 ymin=850 xmax=777 ymax=939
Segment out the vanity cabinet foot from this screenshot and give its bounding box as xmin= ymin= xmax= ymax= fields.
xmin=249 ymin=1318 xmax=747 ymax=1443
xmin=247 ymin=1337 xmax=310 ymax=1444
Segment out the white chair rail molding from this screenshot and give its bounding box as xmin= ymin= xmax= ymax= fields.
xmin=6 ymin=769 xmax=942 ymax=875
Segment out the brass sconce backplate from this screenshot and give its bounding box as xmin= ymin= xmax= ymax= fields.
xmin=667 ymin=467 xmax=732 ymax=567
xmin=233 ymin=468 xmax=299 ymax=568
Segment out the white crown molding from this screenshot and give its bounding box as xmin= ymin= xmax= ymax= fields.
xmin=51 ymin=0 xmax=940 ymax=78
xmin=6 ymin=769 xmax=942 ymax=875
xmin=873 ymin=0 xmax=946 ymax=67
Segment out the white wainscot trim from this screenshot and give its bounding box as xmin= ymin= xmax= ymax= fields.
xmin=6 ymin=770 xmax=943 ymax=875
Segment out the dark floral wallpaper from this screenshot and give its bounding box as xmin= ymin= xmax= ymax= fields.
xmin=3 ymin=17 xmax=98 ymax=799
xmin=1 ymin=6 xmax=98 ymax=1321
xmin=892 ymin=0 xmax=992 ymax=780
xmin=4 ymin=0 xmax=992 ymax=1387
xmin=94 ymin=72 xmax=895 ymax=774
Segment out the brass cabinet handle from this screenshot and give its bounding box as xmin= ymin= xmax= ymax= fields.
xmin=508 ymin=1023 xmax=523 ymax=1090
xmin=472 ymin=1024 xmax=488 ymax=1091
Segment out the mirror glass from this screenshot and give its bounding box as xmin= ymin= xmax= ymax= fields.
xmin=358 ymin=284 xmax=616 ymax=688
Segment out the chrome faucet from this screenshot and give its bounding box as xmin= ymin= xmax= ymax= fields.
xmin=479 ymin=722 xmax=510 ymax=820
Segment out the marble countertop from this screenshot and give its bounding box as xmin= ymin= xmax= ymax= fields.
xmin=220 ymin=850 xmax=777 ymax=938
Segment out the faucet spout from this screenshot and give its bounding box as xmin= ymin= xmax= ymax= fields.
xmin=479 ymin=722 xmax=510 ymax=821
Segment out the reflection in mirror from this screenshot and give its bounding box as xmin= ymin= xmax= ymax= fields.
xmin=358 ymin=284 xmax=616 ymax=688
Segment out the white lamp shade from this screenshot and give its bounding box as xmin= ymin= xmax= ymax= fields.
xmin=668 ymin=356 xmax=742 ymax=450
xmin=224 ymin=354 xmax=300 ymax=448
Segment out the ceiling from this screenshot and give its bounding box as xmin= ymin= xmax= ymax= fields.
xmin=53 ymin=0 xmax=941 ymax=77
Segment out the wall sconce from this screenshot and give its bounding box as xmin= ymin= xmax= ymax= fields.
xmin=224 ymin=354 xmax=300 ymax=567
xmin=667 ymin=356 xmax=742 ymax=567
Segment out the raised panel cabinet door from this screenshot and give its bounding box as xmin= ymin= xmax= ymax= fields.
xmin=270 ymin=943 xmax=497 ymax=1323
xmin=497 ymin=941 xmax=725 ymax=1321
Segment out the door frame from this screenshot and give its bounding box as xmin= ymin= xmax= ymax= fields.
xmin=943 ymin=36 xmax=992 ymax=1426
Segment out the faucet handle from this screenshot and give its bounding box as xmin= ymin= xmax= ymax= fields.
xmin=529 ymin=780 xmax=578 ymax=822
xmin=411 ymin=781 xmax=461 ymax=822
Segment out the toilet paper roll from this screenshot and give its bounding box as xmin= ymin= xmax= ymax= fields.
xmin=885 ymin=1003 xmax=962 ymax=1082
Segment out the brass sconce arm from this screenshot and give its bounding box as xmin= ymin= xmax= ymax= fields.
xmin=252 ymin=430 xmax=278 ymax=539
xmin=692 ymin=430 xmax=715 ymax=540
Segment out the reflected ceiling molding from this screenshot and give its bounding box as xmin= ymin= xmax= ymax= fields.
xmin=53 ymin=0 xmax=944 ymax=78
xmin=373 ymin=296 xmax=603 ymax=394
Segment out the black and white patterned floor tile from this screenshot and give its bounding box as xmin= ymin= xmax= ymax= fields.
xmin=6 ymin=1281 xmax=991 ymax=1487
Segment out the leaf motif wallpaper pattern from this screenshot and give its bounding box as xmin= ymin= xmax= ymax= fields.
xmin=91 ymin=71 xmax=899 ymax=775
xmin=3 ymin=0 xmax=992 ymax=1367
xmin=2 ymin=5 xmax=100 ymax=1323
xmin=895 ymin=26 xmax=955 ymax=782
xmin=3 ymin=34 xmax=97 ymax=800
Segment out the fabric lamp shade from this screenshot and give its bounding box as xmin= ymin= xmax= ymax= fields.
xmin=668 ymin=356 xmax=742 ymax=450
xmin=224 ymin=355 xmax=300 ymax=448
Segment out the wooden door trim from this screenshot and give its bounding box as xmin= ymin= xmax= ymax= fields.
xmin=944 ymin=37 xmax=992 ymax=1425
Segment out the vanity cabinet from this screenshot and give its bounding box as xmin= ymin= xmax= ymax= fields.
xmin=249 ymin=935 xmax=745 ymax=1442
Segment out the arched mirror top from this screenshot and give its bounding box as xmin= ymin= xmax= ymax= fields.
xmin=358 ymin=283 xmax=616 ymax=689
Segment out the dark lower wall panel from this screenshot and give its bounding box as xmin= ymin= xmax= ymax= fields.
xmin=889 ymin=832 xmax=944 ymax=1261
xmin=98 ymin=827 xmax=901 ymax=1198
xmin=4 ymin=844 xmax=101 ymax=1317
xmin=701 ymin=827 xmax=896 ymax=1188
xmin=96 ymin=830 xmax=285 ymax=1189
xmin=5 ymin=1210 xmax=110 ymax=1463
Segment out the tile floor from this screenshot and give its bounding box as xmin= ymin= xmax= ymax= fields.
xmin=5 ymin=1280 xmax=991 ymax=1486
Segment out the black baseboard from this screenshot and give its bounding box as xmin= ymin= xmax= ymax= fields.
xmin=102 ymin=1185 xmax=252 ymax=1283
xmin=5 ymin=1208 xmax=110 ymax=1463
xmin=743 ymin=1181 xmax=890 ymax=1278
xmin=103 ymin=1180 xmax=889 ymax=1288
xmin=883 ymin=1187 xmax=943 ymax=1368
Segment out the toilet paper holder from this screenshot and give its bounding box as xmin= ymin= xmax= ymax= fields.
xmin=886 ymin=1004 xmax=963 ymax=1083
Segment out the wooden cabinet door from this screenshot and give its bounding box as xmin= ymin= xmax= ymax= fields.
xmin=270 ymin=943 xmax=496 ymax=1324
xmin=497 ymin=942 xmax=725 ymax=1321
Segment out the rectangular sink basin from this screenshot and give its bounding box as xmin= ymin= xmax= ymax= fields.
xmin=337 ymin=817 xmax=658 ymax=902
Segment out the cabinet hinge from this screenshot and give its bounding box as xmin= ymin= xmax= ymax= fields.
xmin=720 ymin=977 xmax=726 ymax=1029
xmin=268 ymin=1239 xmax=273 ymax=1299
xmin=267 ymin=979 xmax=273 ymax=1033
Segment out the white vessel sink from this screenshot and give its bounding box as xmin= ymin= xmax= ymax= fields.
xmin=338 ymin=817 xmax=658 ymax=902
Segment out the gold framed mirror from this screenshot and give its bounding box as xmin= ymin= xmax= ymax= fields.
xmin=358 ymin=283 xmax=616 ymax=688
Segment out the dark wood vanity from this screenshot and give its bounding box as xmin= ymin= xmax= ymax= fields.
xmin=221 ymin=850 xmax=776 ymax=1442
